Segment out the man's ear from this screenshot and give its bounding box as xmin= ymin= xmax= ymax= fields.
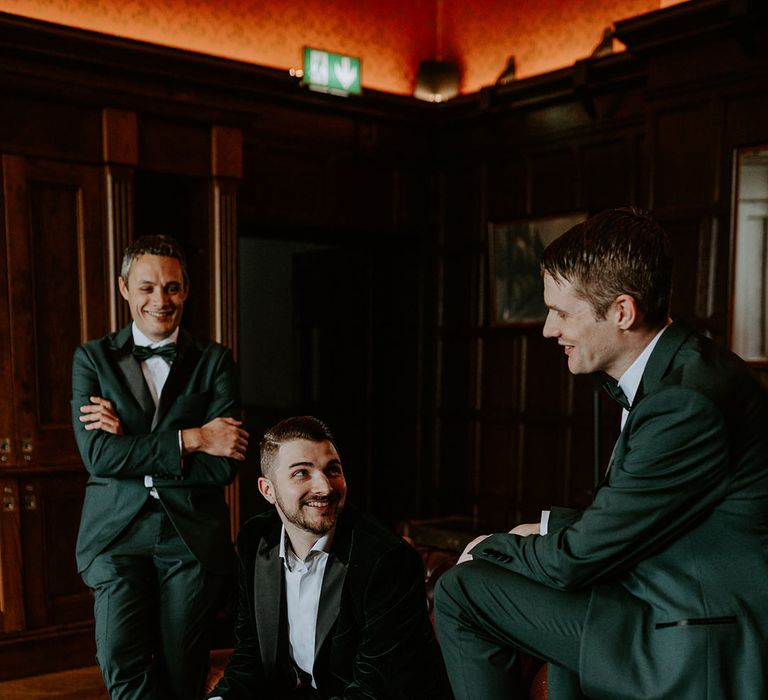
xmin=118 ymin=276 xmax=130 ymax=302
xmin=258 ymin=476 xmax=276 ymax=505
xmin=613 ymin=294 xmax=639 ymax=330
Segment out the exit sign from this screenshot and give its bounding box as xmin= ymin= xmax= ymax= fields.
xmin=303 ymin=48 xmax=362 ymax=96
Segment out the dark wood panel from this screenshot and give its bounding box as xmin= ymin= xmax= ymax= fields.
xmin=0 ymin=623 xmax=95 ymax=680
xmin=440 ymin=254 xmax=478 ymax=330
xmin=245 ymin=146 xmax=328 ymax=227
xmin=0 ymin=477 xmax=25 ymax=633
xmin=476 ymin=418 xmax=518 ymax=526
xmin=653 ymin=104 xmax=714 ymax=209
xmin=328 ymin=155 xmax=395 ymax=234
xmin=435 ymin=417 xmax=475 ymax=517
xmin=581 ymin=139 xmax=634 ymax=211
xmin=529 ymin=150 xmax=577 ymax=215
xmin=138 ymin=117 xmax=210 ymax=176
xmin=481 ymin=334 xmax=523 ymax=412
xmin=1 ymin=96 xmax=102 ymax=163
xmin=0 ymin=165 xmax=15 ymax=469
xmin=4 ymin=156 xmax=107 ymax=468
xmin=29 ymin=182 xmax=81 ymax=426
xmin=439 ymin=335 xmax=474 ymax=413
xmin=21 ymin=473 xmax=91 ymax=629
xmin=441 ymin=167 xmax=484 ymax=246
xmin=487 ymin=156 xmax=527 ymax=222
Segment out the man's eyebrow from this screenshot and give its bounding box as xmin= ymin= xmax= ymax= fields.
xmin=288 ymin=461 xmax=314 ymax=468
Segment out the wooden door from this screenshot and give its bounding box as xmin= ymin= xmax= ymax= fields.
xmin=3 ymin=155 xmax=108 ymax=468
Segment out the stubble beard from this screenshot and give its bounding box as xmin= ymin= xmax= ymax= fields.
xmin=275 ymin=491 xmax=344 ymax=536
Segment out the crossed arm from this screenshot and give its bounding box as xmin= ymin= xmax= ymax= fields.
xmin=79 ymin=395 xmax=248 ymax=460
xmin=72 ymin=345 xmax=249 ymax=483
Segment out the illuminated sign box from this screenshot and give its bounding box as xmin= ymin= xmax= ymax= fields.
xmin=302 ymin=47 xmax=362 ymax=97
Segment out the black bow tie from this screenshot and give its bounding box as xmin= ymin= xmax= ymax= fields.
xmin=603 ymin=380 xmax=631 ymax=411
xmin=132 ymin=343 xmax=177 ymax=364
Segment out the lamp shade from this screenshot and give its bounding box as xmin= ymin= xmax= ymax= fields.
xmin=414 ymin=60 xmax=460 ymax=102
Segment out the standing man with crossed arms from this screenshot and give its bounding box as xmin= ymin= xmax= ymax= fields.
xmin=435 ymin=209 xmax=768 ymax=699
xmin=72 ymin=235 xmax=249 ymax=699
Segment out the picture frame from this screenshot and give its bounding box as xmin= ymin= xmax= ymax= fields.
xmin=489 ymin=213 xmax=586 ymax=326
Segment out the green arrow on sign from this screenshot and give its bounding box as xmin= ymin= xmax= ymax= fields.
xmin=303 ymin=47 xmax=362 ymax=96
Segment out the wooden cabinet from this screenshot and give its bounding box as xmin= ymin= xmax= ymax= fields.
xmin=0 ymin=155 xmax=108 ymax=673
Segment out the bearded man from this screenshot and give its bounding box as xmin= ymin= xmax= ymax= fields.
xmin=208 ymin=415 xmax=451 ymax=700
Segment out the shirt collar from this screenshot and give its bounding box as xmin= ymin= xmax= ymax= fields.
xmin=617 ymin=325 xmax=669 ymax=408
xmin=278 ymin=524 xmax=333 ymax=570
xmin=131 ymin=322 xmax=179 ymax=349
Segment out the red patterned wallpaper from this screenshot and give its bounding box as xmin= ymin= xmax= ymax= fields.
xmin=2 ymin=0 xmax=688 ymax=95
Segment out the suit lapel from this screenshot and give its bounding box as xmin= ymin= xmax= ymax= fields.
xmin=315 ymin=552 xmax=347 ymax=657
xmin=594 ymin=323 xmax=692 ymax=495
xmin=254 ymin=529 xmax=285 ymax=674
xmin=315 ymin=520 xmax=351 ymax=661
xmin=633 ymin=322 xmax=691 ymax=407
xmin=153 ymin=328 xmax=201 ymax=430
xmin=110 ymin=326 xmax=155 ymax=425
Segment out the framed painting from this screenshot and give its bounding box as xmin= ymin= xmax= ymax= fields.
xmin=489 ymin=213 xmax=586 ymax=326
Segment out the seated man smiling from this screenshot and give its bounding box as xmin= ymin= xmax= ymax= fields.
xmin=208 ymin=415 xmax=451 ymax=700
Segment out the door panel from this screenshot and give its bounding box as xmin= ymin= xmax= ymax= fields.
xmin=3 ymin=155 xmax=107 ymax=468
xmin=21 ymin=473 xmax=91 ymax=629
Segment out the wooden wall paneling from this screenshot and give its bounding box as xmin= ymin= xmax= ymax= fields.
xmin=139 ymin=117 xmax=211 ymax=176
xmin=328 ymin=154 xmax=396 ymax=235
xmin=19 ymin=474 xmax=91 ymax=629
xmin=652 ymin=101 xmax=715 ymax=212
xmin=580 ymin=138 xmax=635 ymax=211
xmin=476 ymin=416 xmax=518 ymax=526
xmin=529 ymin=149 xmax=578 ymax=215
xmin=102 ymin=108 xmax=138 ymax=332
xmin=660 ymin=216 xmax=716 ymax=330
xmin=0 ymin=165 xmax=15 ymax=470
xmin=3 ymin=156 xmax=107 ymax=468
xmin=487 ymin=155 xmax=528 ymax=223
xmin=209 ymin=171 xmax=240 ymax=537
xmin=104 ymin=165 xmax=135 ymax=331
xmin=435 ymin=416 xmax=476 ymax=518
xmin=1 ymin=96 xmax=102 ymax=164
xmin=0 ymin=477 xmax=24 ymax=633
xmin=366 ymin=244 xmax=426 ymax=522
xmin=243 ymin=145 xmax=329 ymax=228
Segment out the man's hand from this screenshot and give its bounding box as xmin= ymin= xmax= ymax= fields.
xmin=458 ymin=523 xmax=540 ymax=564
xmin=458 ymin=534 xmax=491 ymax=564
xmin=509 ymin=522 xmax=540 ymax=537
xmin=182 ymin=417 xmax=249 ymax=461
xmin=80 ymin=396 xmax=124 ymax=435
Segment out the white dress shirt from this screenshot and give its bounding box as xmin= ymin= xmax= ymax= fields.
xmin=540 ymin=325 xmax=669 ymax=534
xmin=279 ymin=527 xmax=332 ymax=689
xmin=132 ymin=323 xmax=179 ymax=496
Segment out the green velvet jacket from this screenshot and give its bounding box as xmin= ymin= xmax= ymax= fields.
xmin=209 ymin=505 xmax=452 ymax=700
xmin=474 ymin=322 xmax=768 ymax=699
xmin=71 ymin=324 xmax=240 ymax=575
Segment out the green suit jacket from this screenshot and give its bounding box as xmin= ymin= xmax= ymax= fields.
xmin=72 ymin=325 xmax=240 ymax=575
xmin=474 ymin=323 xmax=768 ymax=699
xmin=209 ymin=505 xmax=452 ymax=699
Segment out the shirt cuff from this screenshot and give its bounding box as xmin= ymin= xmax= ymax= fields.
xmin=540 ymin=510 xmax=550 ymax=535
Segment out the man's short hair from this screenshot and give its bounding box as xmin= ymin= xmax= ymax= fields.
xmin=260 ymin=416 xmax=337 ymax=478
xmin=541 ymin=208 xmax=673 ymax=328
xmin=120 ymin=235 xmax=189 ymax=288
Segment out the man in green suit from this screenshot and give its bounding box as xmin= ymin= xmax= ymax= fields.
xmin=72 ymin=235 xmax=249 ymax=700
xmin=435 ymin=209 xmax=768 ymax=699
